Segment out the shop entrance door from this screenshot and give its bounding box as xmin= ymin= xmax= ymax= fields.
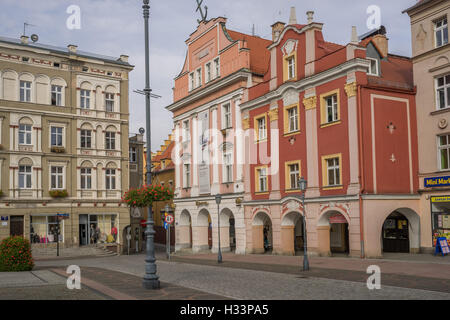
xmin=79 ymin=214 xmax=88 ymax=246
xmin=383 ymin=212 xmax=409 ymax=253
xmin=10 ymin=216 xmax=24 ymax=237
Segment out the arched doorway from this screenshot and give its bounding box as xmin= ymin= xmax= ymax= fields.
xmin=381 ymin=209 xmax=420 ymax=254
xmin=219 ymin=208 xmax=235 ymax=253
xmin=252 ymin=212 xmax=272 ymax=254
xmin=317 ymin=210 xmax=350 ymax=256
xmin=196 ymin=209 xmax=212 ymax=251
xmin=281 ymin=212 xmax=303 ymax=255
xmin=176 ymin=210 xmax=192 ymax=251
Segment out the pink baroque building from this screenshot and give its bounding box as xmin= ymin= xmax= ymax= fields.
xmin=166 ymin=17 xmax=271 ymax=254
xmin=240 ymin=9 xmax=421 ymax=258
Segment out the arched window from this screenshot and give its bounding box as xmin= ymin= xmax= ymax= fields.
xmin=80 ymin=161 xmax=93 ymax=190
xmin=105 ymin=126 xmax=117 ymax=150
xmin=105 ymin=85 xmax=116 ymax=112
xmin=19 ymin=73 xmax=34 ymax=103
xmin=80 ymin=82 xmax=92 ymax=109
xmin=18 ymin=117 xmax=33 ymax=145
xmin=18 ymin=157 xmax=33 ymax=189
xmin=80 ymin=123 xmax=93 ymax=149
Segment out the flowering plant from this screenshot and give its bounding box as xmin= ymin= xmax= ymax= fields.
xmin=0 ymin=236 xmax=34 ymax=272
xmin=49 ymin=190 xmax=68 ymax=198
xmin=122 ymin=184 xmax=174 ymax=208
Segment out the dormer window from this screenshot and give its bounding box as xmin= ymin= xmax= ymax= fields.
xmin=367 ymin=58 xmax=379 ymax=76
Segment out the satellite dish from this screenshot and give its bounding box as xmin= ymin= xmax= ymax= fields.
xmin=139 ymin=127 xmax=145 ymax=135
xmin=30 ymin=34 xmax=39 ymax=43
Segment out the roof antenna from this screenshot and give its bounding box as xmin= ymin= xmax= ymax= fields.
xmin=23 ymin=22 xmax=36 ymax=36
xmin=252 ymin=24 xmax=255 ymax=36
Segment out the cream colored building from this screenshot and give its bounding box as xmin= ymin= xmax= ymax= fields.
xmin=405 ymin=0 xmax=450 ymax=250
xmin=0 ymin=35 xmax=133 ymax=250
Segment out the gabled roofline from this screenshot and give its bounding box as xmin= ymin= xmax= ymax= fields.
xmin=267 ymin=23 xmax=323 ymax=50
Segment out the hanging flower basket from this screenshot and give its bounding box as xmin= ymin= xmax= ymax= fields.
xmin=122 ymin=184 xmax=173 ymax=208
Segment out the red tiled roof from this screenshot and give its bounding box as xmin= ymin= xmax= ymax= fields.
xmin=367 ymin=54 xmax=414 ymax=90
xmin=152 ymin=139 xmax=175 ymax=172
xmin=227 ymin=30 xmax=272 ymax=75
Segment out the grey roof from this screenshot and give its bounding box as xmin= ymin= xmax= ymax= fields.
xmin=402 ymin=0 xmax=434 ymax=13
xmin=0 ymin=35 xmax=132 ymax=67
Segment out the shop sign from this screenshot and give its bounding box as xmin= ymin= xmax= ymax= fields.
xmin=425 ymin=176 xmax=450 ymax=188
xmin=329 ymin=214 xmax=347 ymax=224
xmin=0 ymin=216 xmax=8 ymax=221
xmin=140 ymin=219 xmax=147 ymax=227
xmin=431 ymin=196 xmax=450 ymax=203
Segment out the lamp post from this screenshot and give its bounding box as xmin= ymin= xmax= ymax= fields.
xmin=142 ymin=0 xmax=160 ymax=290
xmin=299 ymin=177 xmax=309 ymax=271
xmin=215 ymin=194 xmax=222 ymax=263
xmin=165 ymin=203 xmax=170 ymax=260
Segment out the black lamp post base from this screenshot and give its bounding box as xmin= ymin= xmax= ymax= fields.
xmin=143 ymin=278 xmax=160 ymax=290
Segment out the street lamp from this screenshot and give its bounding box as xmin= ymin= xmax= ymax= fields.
xmin=215 ymin=194 xmax=222 ymax=263
xmin=142 ymin=0 xmax=160 ymax=290
xmin=299 ymin=177 xmax=309 ymax=271
xmin=165 ymin=203 xmax=170 ymax=260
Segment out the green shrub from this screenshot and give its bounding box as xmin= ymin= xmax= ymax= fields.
xmin=0 ymin=236 xmax=34 ymax=272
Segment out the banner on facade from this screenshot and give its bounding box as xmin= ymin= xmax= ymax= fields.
xmin=198 ymin=110 xmax=210 ymax=195
xmin=431 ymin=196 xmax=450 ymax=203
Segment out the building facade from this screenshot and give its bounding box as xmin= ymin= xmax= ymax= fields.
xmin=405 ymin=0 xmax=450 ymax=250
xmin=0 ymin=35 xmax=133 ymax=250
xmin=240 ymin=10 xmax=420 ymax=258
xmin=166 ymin=17 xmax=271 ymax=254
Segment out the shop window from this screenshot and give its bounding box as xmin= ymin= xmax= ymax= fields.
xmin=431 ymin=197 xmax=450 ymax=248
xmin=30 ymin=215 xmax=63 ymax=244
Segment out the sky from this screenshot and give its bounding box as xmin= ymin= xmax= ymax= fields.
xmin=0 ymin=0 xmax=416 ymax=151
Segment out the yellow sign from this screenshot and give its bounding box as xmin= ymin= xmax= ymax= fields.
xmin=431 ymin=196 xmax=450 ymax=203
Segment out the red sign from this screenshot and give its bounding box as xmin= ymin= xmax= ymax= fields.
xmin=329 ymin=214 xmax=347 ymax=224
xmin=140 ymin=220 xmax=147 ymax=227
xmin=165 ymin=214 xmax=174 ymax=225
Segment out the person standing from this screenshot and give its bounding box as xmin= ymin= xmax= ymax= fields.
xmin=111 ymin=224 xmax=118 ymax=243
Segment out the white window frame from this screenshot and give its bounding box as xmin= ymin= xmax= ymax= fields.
xmin=367 ymin=57 xmax=379 ymax=76
xmin=129 ymin=147 xmax=137 ymax=163
xmin=288 ymin=163 xmax=300 ymax=189
xmin=50 ymin=126 xmax=64 ymax=147
xmin=205 ymin=62 xmax=211 ymax=83
xmin=288 ymin=107 xmax=298 ymax=132
xmin=326 ymin=157 xmax=340 ymax=186
xmin=189 ymin=72 xmax=195 ymax=91
xmin=183 ymin=163 xmax=191 ymax=188
xmin=19 ymin=165 xmax=32 ymax=189
xmin=105 ymin=131 xmax=116 ymax=150
xmin=196 ymin=68 xmax=202 ymax=88
xmin=258 ymin=167 xmax=267 ymax=192
xmin=257 ymin=117 xmax=267 ymax=141
xmin=50 ymin=166 xmax=64 ymax=190
xmin=222 ymin=103 xmax=232 ymax=129
xmin=105 ymin=92 xmax=115 ymax=112
xmin=19 ymin=80 xmax=31 ymax=102
xmin=80 ymin=168 xmax=92 ymax=190
xmin=80 ymin=89 xmax=91 ymax=109
xmin=105 ymin=168 xmax=116 ymax=190
xmin=438 ymin=134 xmax=450 ymax=171
xmin=223 ymin=151 xmax=233 ymax=183
xmin=436 ymin=74 xmax=450 ymax=110
xmin=288 ymin=56 xmax=295 ymax=79
xmin=325 ymin=94 xmax=339 ymax=123
xmin=214 ymin=58 xmax=220 ymax=79
xmin=19 ymin=124 xmax=32 ymax=145
xmin=80 ymin=129 xmax=92 ymax=149
xmin=435 ymin=17 xmax=448 ymax=48
xmin=51 ymin=85 xmax=63 ymax=106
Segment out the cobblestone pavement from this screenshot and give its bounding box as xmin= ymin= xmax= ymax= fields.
xmin=36 ymin=254 xmax=450 ymax=300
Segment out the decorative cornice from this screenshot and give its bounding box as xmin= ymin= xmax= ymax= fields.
xmin=344 ymin=81 xmax=357 ymax=98
xmin=303 ymin=96 xmax=317 ymax=110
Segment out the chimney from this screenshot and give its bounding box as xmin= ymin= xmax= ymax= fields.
xmin=20 ymin=35 xmax=29 ymax=44
xmin=271 ymin=21 xmax=286 ymax=42
xmin=68 ymin=44 xmax=78 ymax=54
xmin=351 ymin=26 xmax=358 ymax=44
xmin=372 ymin=34 xmax=389 ymax=58
xmin=119 ymin=55 xmax=129 ymax=63
xmin=289 ymin=7 xmax=298 ymax=25
xmin=306 ymin=11 xmax=314 ymax=24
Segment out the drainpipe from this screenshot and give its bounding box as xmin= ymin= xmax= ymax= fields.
xmin=357 ymin=84 xmax=365 ymax=259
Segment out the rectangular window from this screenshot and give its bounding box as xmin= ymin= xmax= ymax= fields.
xmin=105 ymin=93 xmax=115 ymax=112
xmin=189 ymin=73 xmax=194 ymax=91
xmin=182 ymin=120 xmax=190 ymax=142
xmin=288 ymin=56 xmax=295 ymax=79
xmin=105 ymin=132 xmax=116 ymax=150
xmin=51 ymin=85 xmax=62 ymax=106
xmin=105 ymin=169 xmax=116 ymax=190
xmin=436 ymin=74 xmax=450 ymax=110
xmin=222 ymin=103 xmax=232 ymax=129
xmin=183 ymin=164 xmax=190 ymax=188
xmin=439 ymin=134 xmax=450 ymax=170
xmin=30 ymin=216 xmax=64 ymax=244
xmin=325 ymin=94 xmax=339 ymax=123
xmin=19 ymin=124 xmax=32 ymax=145
xmin=223 ymin=152 xmax=233 ymax=183
xmin=256 ymin=167 xmax=268 ymax=192
xmin=206 ymin=63 xmax=211 ymax=83
xmin=80 ymin=90 xmax=90 ymax=109
xmin=20 ymin=81 xmax=31 ymax=102
xmin=80 ymin=130 xmax=92 ymax=148
xmin=286 ymin=162 xmax=300 ymax=190
xmin=80 ymin=168 xmax=92 ymax=189
xmin=130 ymin=147 xmax=137 ymax=163
xmin=435 ymin=17 xmax=448 ymax=48
xmin=51 ymin=166 xmax=64 ymax=189
xmin=196 ymin=68 xmax=202 ymax=88
xmin=257 ymin=116 xmax=267 ymax=141
xmin=214 ymin=58 xmax=220 ymax=78
xmin=19 ymin=165 xmax=32 ymax=189
xmin=367 ymin=58 xmax=379 ymax=76
xmin=286 ymin=106 xmax=299 ymax=133
xmin=51 ymin=127 xmax=63 ymax=147
xmin=323 ymin=157 xmax=341 ymax=187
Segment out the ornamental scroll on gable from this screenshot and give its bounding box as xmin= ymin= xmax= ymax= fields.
xmin=282 ymin=40 xmax=298 ymax=57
